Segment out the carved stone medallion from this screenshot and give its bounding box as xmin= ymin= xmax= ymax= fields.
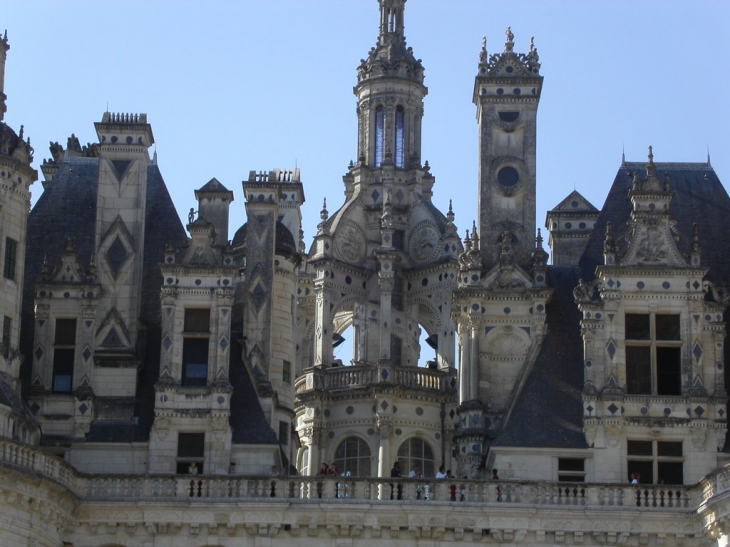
xmin=409 ymin=222 xmax=440 ymax=264
xmin=334 ymin=222 xmax=366 ymax=264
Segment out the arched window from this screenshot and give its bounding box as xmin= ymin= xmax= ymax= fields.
xmin=375 ymin=106 xmax=385 ymax=168
xmin=394 ymin=106 xmax=405 ymax=168
xmin=397 ymin=437 xmax=435 ymax=477
xmin=333 ymin=437 xmax=372 ymax=477
xmin=298 ymin=447 xmax=309 ymax=476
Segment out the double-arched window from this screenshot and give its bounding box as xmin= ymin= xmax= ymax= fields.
xmin=394 ymin=106 xmax=405 ymax=168
xmin=374 ymin=105 xmax=405 ymax=168
xmin=374 ymin=106 xmax=385 ymax=168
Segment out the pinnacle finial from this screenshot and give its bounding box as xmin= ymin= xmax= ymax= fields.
xmin=480 ymin=36 xmax=487 ymax=64
xmin=320 ymin=198 xmax=328 ymax=222
xmin=646 ymin=145 xmax=656 ymax=175
xmin=504 ymin=26 xmax=514 ymax=52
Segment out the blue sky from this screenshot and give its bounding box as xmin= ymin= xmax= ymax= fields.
xmin=3 ymin=0 xmax=728 ymax=256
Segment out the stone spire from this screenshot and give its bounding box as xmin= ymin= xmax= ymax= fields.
xmin=0 ymin=30 xmax=8 ymax=121
xmin=354 ymin=0 xmax=426 ymax=169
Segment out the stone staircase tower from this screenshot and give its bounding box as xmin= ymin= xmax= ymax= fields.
xmin=296 ymin=0 xmax=460 ymax=479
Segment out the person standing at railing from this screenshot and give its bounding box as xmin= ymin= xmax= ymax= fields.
xmin=409 ymin=465 xmax=423 ymax=499
xmin=436 ymin=465 xmax=447 ymax=479
xmin=390 ymin=461 xmax=402 ymax=500
xmin=188 ymin=462 xmax=198 ymax=475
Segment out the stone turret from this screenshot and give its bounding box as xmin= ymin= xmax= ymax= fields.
xmin=474 ymin=28 xmax=543 ymax=268
xmin=0 ymin=31 xmax=39 ymax=444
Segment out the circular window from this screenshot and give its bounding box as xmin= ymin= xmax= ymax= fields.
xmin=497 ymin=166 xmax=520 ymax=187
xmin=496 ymin=88 xmax=504 ymax=95
xmin=498 ymin=111 xmax=519 ymax=122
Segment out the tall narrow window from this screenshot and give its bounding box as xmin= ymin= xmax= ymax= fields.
xmin=392 ymin=276 xmax=404 ymax=312
xmin=177 ymin=432 xmax=205 ymax=474
xmin=53 ymin=318 xmax=76 ymax=393
xmin=394 ymin=106 xmax=405 ymax=168
xmin=2 ymin=316 xmax=10 ymax=359
xmin=390 ymin=334 xmax=402 ymax=365
xmin=3 ymin=238 xmax=17 ymax=281
xmin=283 ymin=360 xmax=292 ymax=384
xmin=625 ymin=313 xmax=681 ymax=395
xmin=374 ymin=105 xmax=385 ymax=168
xmin=278 ymin=421 xmax=289 ymax=446
xmin=182 ymin=309 xmax=210 ymax=386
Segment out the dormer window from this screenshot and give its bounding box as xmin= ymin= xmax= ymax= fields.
xmin=394 ymin=106 xmax=405 ymax=168
xmin=182 ymin=308 xmax=210 ymax=387
xmin=625 ymin=313 xmax=681 ymax=395
xmin=375 ymin=106 xmax=385 ymax=168
xmin=53 ymin=319 xmax=77 ymax=393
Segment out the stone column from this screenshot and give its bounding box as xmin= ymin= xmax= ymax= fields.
xmin=458 ymin=320 xmax=470 ymax=402
xmin=312 ymin=275 xmax=333 ymax=368
xmin=377 ymin=265 xmax=395 ymax=362
xmin=469 ymin=316 xmax=481 ymax=401
xmin=377 ymin=419 xmax=393 ymax=478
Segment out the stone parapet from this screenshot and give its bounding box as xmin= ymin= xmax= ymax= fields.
xmin=296 ymin=364 xmax=457 ymax=395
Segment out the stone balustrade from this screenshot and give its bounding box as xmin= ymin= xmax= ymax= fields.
xmin=0 ymin=438 xmax=704 ymax=510
xmin=296 ymin=363 xmax=457 ymax=394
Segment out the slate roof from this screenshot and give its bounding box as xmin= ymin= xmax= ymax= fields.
xmin=579 ymin=162 xmax=730 ymax=282
xmin=20 ymin=157 xmax=281 ymax=447
xmin=228 ymin=325 xmax=279 ymax=445
xmin=496 ymin=161 xmax=730 ymax=450
xmin=492 ymin=265 xmax=588 ymax=449
xmin=197 ymin=177 xmax=230 ymax=193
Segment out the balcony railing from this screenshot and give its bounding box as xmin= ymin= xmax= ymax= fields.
xmin=0 ymin=438 xmax=702 ymax=510
xmin=295 ymin=363 xmax=457 ymax=394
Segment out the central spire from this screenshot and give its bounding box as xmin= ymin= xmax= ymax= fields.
xmin=379 ymin=0 xmax=406 ymax=43
xmin=354 ymin=0 xmax=426 ymax=170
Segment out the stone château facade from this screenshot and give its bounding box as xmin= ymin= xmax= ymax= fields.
xmin=1 ymin=2 xmax=730 ymax=546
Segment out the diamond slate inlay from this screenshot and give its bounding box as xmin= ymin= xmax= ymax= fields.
xmin=34 ymin=346 xmax=44 ymax=361
xmin=693 ymin=342 xmax=703 ymax=360
xmin=606 ymin=340 xmax=617 ymax=360
xmin=78 ymin=403 xmax=88 ymax=415
xmin=695 ymin=406 xmax=705 ymax=417
xmin=162 ymin=335 xmax=172 ymax=350
xmin=607 ymin=403 xmax=619 ymax=415
xmin=82 ymin=346 xmax=92 ymax=361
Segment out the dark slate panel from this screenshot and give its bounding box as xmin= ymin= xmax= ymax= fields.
xmin=20 ymin=160 xmax=189 ymax=443
xmin=229 ymin=325 xmax=279 ymax=445
xmin=20 ymin=161 xmax=100 ymax=397
xmin=493 ymin=265 xmax=588 ymax=449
